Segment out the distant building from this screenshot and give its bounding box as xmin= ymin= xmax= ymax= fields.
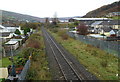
xmin=106 ymin=12 xmax=120 ymax=17
xmin=5 ymin=26 xmax=19 ymax=33
xmin=5 ymin=40 xmax=19 ymax=50
xmin=71 ymin=18 xmax=111 ymax=21
xmin=100 ymin=27 xmax=112 ymax=36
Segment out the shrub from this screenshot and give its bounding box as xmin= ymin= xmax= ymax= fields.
xmin=61 ymin=34 xmax=69 ymax=40
xmin=100 ymin=59 xmax=108 ymax=67
xmin=58 ymin=30 xmax=69 ymax=40
xmin=26 ymin=39 xmax=41 ymax=49
xmin=77 ymin=23 xmax=88 ymax=35
xmin=52 ymin=28 xmax=58 ymax=33
xmin=15 ymin=29 xmax=21 ymax=35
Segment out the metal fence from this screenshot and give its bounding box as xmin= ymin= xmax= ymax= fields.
xmin=67 ymin=32 xmax=120 ymax=57
xmin=18 ymin=60 xmax=31 ymax=80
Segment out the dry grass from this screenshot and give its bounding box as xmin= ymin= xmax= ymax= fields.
xmin=49 ymin=29 xmax=119 ymax=80
xmin=26 ymin=31 xmax=52 ymax=80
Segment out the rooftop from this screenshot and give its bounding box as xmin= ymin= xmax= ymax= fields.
xmin=5 ymin=41 xmax=18 ymax=45
xmin=10 ymin=39 xmax=22 ymax=41
xmin=73 ymin=18 xmax=111 ymax=21
xmin=91 ymin=21 xmax=103 ymax=26
xmin=0 ymin=25 xmax=5 ymax=29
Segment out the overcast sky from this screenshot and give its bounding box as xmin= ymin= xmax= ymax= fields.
xmin=0 ymin=0 xmax=118 ymax=18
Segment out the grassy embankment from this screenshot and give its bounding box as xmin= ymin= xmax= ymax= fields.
xmin=26 ymin=30 xmax=51 ymax=80
xmin=48 ymin=28 xmax=119 ymax=80
xmin=1 ymin=29 xmax=51 ymax=80
xmin=1 ymin=56 xmax=19 ymax=67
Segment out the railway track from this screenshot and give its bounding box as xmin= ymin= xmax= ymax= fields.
xmin=42 ymin=27 xmax=98 ymax=80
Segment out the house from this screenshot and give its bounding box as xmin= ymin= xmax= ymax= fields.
xmin=98 ymin=20 xmax=120 ymax=29
xmin=0 ymin=25 xmax=9 ymax=32
xmin=5 ymin=40 xmax=19 ymax=50
xmin=5 ymin=26 xmax=20 ymax=33
xmin=10 ymin=39 xmax=23 ymax=46
xmin=100 ymin=27 xmax=112 ymax=36
xmin=0 ymin=68 xmax=8 ymax=79
xmin=117 ymin=30 xmax=120 ymax=37
xmin=88 ymin=27 xmax=95 ymax=33
xmin=106 ymin=12 xmax=120 ymax=17
xmin=84 ymin=21 xmax=95 ymax=27
xmin=1 ymin=25 xmax=24 ymax=34
xmin=0 ymin=32 xmax=14 ymax=42
xmin=91 ymin=21 xmax=103 ymax=28
xmin=109 ymin=29 xmax=118 ymax=37
xmin=109 ymin=20 xmax=120 ymax=29
xmin=72 ymin=18 xmax=110 ymax=21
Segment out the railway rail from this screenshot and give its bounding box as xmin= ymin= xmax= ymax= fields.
xmin=42 ymin=27 xmax=98 ymax=80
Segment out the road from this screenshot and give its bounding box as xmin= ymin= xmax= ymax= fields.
xmin=42 ymin=27 xmax=98 ymax=80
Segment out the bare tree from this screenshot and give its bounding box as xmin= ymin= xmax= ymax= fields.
xmin=77 ymin=23 xmax=88 ymax=35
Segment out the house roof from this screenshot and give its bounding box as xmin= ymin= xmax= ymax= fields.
xmin=10 ymin=39 xmax=22 ymax=41
xmin=112 ymin=29 xmax=119 ymax=33
xmin=5 ymin=41 xmax=18 ymax=45
xmin=84 ymin=21 xmax=95 ymax=25
xmin=109 ymin=20 xmax=120 ymax=25
xmin=103 ymin=27 xmax=112 ymax=32
xmin=0 ymin=68 xmax=8 ymax=79
xmin=6 ymin=27 xmax=19 ymax=29
xmin=1 ymin=32 xmax=10 ymax=37
xmin=0 ymin=25 xmax=5 ymax=29
xmin=99 ymin=20 xmax=120 ymax=25
xmin=73 ymin=18 xmax=111 ymax=21
xmin=91 ymin=21 xmax=103 ymax=26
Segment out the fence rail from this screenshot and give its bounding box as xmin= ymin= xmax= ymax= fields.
xmin=67 ymin=32 xmax=120 ymax=57
xmin=18 ymin=60 xmax=31 ymax=80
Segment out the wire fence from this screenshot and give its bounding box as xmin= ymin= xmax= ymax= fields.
xmin=17 ymin=60 xmax=31 ymax=80
xmin=67 ymin=32 xmax=120 ymax=57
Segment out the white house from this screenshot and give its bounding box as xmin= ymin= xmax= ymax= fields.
xmin=0 ymin=32 xmax=14 ymax=42
xmin=10 ymin=39 xmax=23 ymax=46
xmin=117 ymin=30 xmax=120 ymax=36
xmin=91 ymin=21 xmax=103 ymax=28
xmin=5 ymin=40 xmax=19 ymax=50
xmin=109 ymin=29 xmax=118 ymax=36
xmin=5 ymin=26 xmax=19 ymax=33
xmin=0 ymin=25 xmax=24 ymax=34
xmin=0 ymin=25 xmax=9 ymax=32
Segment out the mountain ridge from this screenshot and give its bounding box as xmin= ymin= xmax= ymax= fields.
xmin=83 ymin=1 xmax=120 ymax=18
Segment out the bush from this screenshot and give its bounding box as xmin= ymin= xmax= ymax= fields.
xmin=77 ymin=23 xmax=88 ymax=35
xmin=52 ymin=28 xmax=58 ymax=33
xmin=26 ymin=38 xmax=41 ymax=49
xmin=58 ymin=30 xmax=69 ymax=40
xmin=100 ymin=60 xmax=108 ymax=67
xmin=15 ymin=29 xmax=21 ymax=35
xmin=14 ymin=56 xmax=27 ymax=67
xmin=61 ymin=34 xmax=69 ymax=40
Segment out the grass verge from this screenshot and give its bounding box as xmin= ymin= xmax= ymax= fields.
xmin=1 ymin=56 xmax=20 ymax=68
xmin=48 ymin=28 xmax=119 ymax=80
xmin=26 ymin=30 xmax=51 ymax=80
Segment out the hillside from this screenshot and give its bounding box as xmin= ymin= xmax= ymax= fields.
xmin=1 ymin=10 xmax=45 ymax=26
xmin=83 ymin=1 xmax=120 ymax=18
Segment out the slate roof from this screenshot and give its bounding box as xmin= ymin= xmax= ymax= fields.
xmin=1 ymin=32 xmax=10 ymax=37
xmin=99 ymin=20 xmax=120 ymax=25
xmin=103 ymin=27 xmax=112 ymax=32
xmin=0 ymin=25 xmax=5 ymax=29
xmin=112 ymin=29 xmax=119 ymax=33
xmin=91 ymin=21 xmax=103 ymax=26
xmin=84 ymin=21 xmax=95 ymax=25
xmin=73 ymin=18 xmax=110 ymax=21
xmin=5 ymin=41 xmax=18 ymax=45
